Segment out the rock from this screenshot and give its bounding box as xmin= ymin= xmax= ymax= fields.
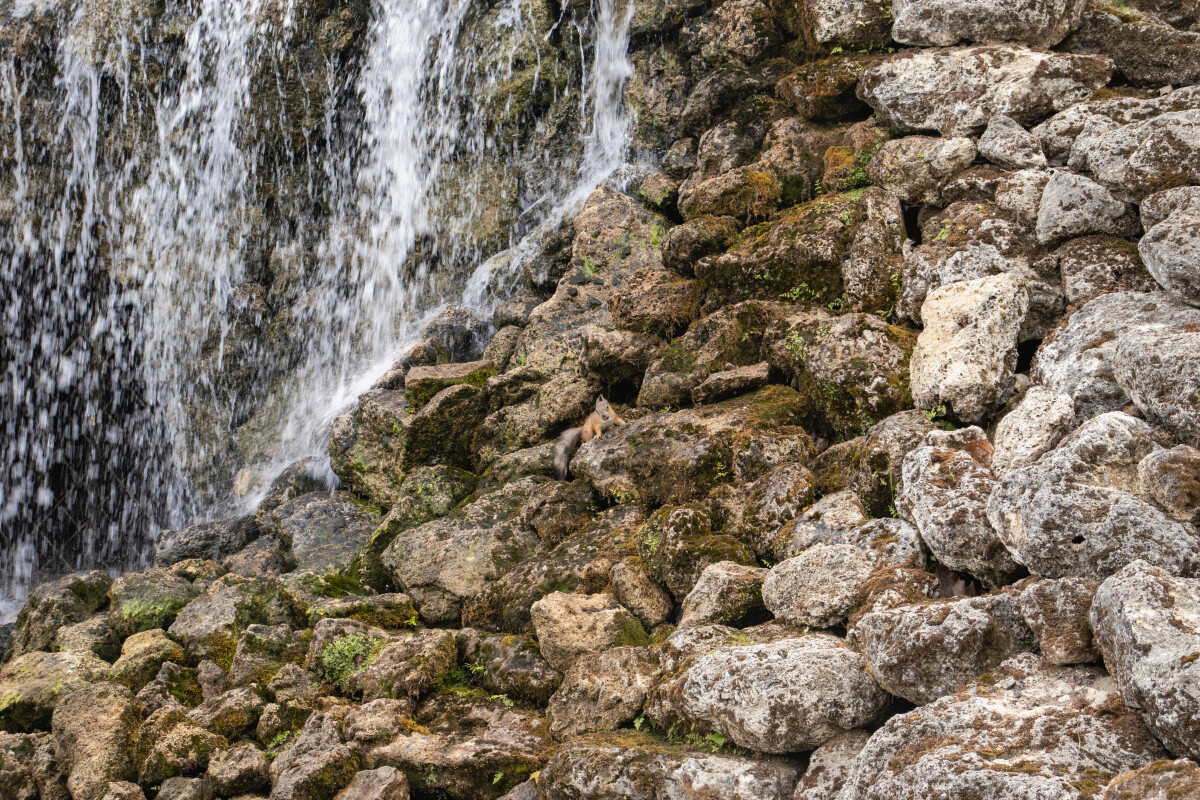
xmin=864 ymin=136 xmax=976 ymax=206
xmin=463 ymin=506 xmax=646 ymax=634
xmin=1091 ymin=560 xmax=1200 ymax=759
xmin=9 ymin=571 xmax=112 ymax=658
xmin=898 ymin=442 xmax=1023 ymax=588
xmin=762 ymin=545 xmax=874 ymax=628
xmin=167 ymin=574 xmax=291 ymax=667
xmin=529 ymin=593 xmax=646 ymax=673
xmin=1036 ymin=170 xmax=1138 ymax=245
xmin=380 ymin=477 xmax=544 ymax=624
xmin=775 ymin=55 xmax=878 ymax=123
xmin=636 ymin=505 xmax=759 ymax=602
xmin=421 ymin=307 xmax=491 ymax=363
xmin=693 ymin=193 xmax=861 ymax=307
xmin=334 ymin=767 xmax=409 ymax=800
xmin=837 ymin=655 xmax=1167 ymax=799
xmin=363 ymin=693 xmax=549 ymax=799
xmin=678 ymin=163 xmax=781 ymax=223
xmin=98 ymin=783 xmax=145 ymax=800
xmin=110 ymin=628 xmax=187 ymax=691
xmin=661 ymin=215 xmax=742 ymax=277
xmin=579 ymin=326 xmax=664 ymax=388
xmin=187 ymin=685 xmax=267 ymax=738
xmin=255 ymin=457 xmax=333 ymax=525
xmin=1054 ymin=236 xmax=1156 ymax=306
xmin=51 ymin=682 xmax=140 ymax=800
xmin=269 ymin=710 xmax=359 ymax=800
xmin=156 ymin=516 xmax=259 ymax=568
xmin=224 ymin=537 xmax=290 ymax=578
xmin=150 ymin=777 xmax=206 ymax=800
xmin=775 ymin=491 xmax=869 ymax=560
xmin=988 ymin=412 xmax=1200 ymax=581
xmin=535 ymin=731 xmax=802 ymax=799
xmin=1064 ymin=7 xmax=1200 ymax=89
xmin=1070 ymin=108 xmax=1200 ymax=202
xmin=1101 ymin=759 xmax=1200 ymax=800
xmin=347 ymin=630 xmax=457 ymax=702
xmin=136 ymin=662 xmax=202 ymax=715
xmin=856 ymin=590 xmax=1037 ymax=704
xmin=690 ymin=362 xmax=769 ymax=405
xmin=455 ymin=629 xmax=562 ymax=705
xmin=858 ymin=46 xmax=1112 ymax=137
xmin=991 ymin=386 xmax=1076 ymax=475
xmin=1033 ymin=291 xmax=1200 ymax=420
xmin=306 ymin=594 xmax=417 ymax=632
xmin=683 ymin=0 xmax=783 ymax=65
xmin=107 ymin=569 xmax=200 ymax=641
xmin=650 ymin=633 xmax=889 ymax=753
xmin=678 ymin=561 xmax=768 ymax=629
xmin=0 ymin=650 xmax=111 ymax=732
xmin=575 ymin=387 xmax=814 ymax=507
xmin=0 ymin=729 xmax=68 ymax=800
xmin=1140 ymin=205 xmax=1200 ymax=308
xmin=910 ymin=273 xmax=1029 ymax=424
xmin=51 ymin=613 xmax=119 ymax=662
xmin=609 ymin=558 xmax=674 ymax=629
xmin=547 ymin=646 xmax=656 ymax=739
xmin=1139 ymin=445 xmax=1200 ymax=524
xmin=1114 ymin=326 xmax=1200 ymax=446
xmin=403 ymin=360 xmax=495 ymax=407
xmin=892 ymin=0 xmax=1090 ymax=48
xmin=267 ymin=492 xmax=379 ymax=577
xmin=207 ymin=741 xmax=270 ymax=797
xmin=977 ymin=115 xmax=1047 ymax=170
xmin=792 ymin=730 xmax=871 ymax=800
xmin=727 ymin=462 xmax=817 ymax=557
xmin=1018 ymin=577 xmax=1098 ymax=665
xmin=786 ymin=0 xmax=892 ymax=51
xmin=136 ymin=707 xmax=227 ymax=787
xmin=1141 ymin=186 xmax=1200 ymax=232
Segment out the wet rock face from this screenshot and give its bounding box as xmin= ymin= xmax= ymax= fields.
xmin=892 ymin=0 xmax=1091 ymax=48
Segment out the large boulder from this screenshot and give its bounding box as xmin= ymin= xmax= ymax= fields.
xmin=909 ymin=273 xmax=1029 ymax=425
xmin=269 ymin=710 xmax=359 ymax=800
xmin=792 ymin=730 xmax=871 ymax=800
xmin=1114 ymin=325 xmax=1200 ymax=447
xmin=836 ymin=655 xmax=1166 ymax=799
xmin=891 ymin=0 xmax=1090 ymax=48
xmin=136 ymin=708 xmax=227 ymax=787
xmin=987 ymin=413 xmax=1200 ymax=581
xmin=456 ymin=629 xmax=563 ymax=705
xmin=1100 ymin=759 xmax=1200 ymax=800
xmin=865 ymin=137 xmax=976 ymax=206
xmin=1070 ymin=108 xmax=1200 ymax=202
xmin=0 ymin=650 xmax=111 ymax=732
xmin=380 ymin=477 xmax=545 ymax=624
xmin=1063 ymin=7 xmax=1200 ymax=89
xmin=1033 ymin=291 xmax=1200 ymax=421
xmin=855 ymin=590 xmax=1037 ymax=704
xmin=1017 ymin=576 xmax=1099 ymax=666
xmin=858 ymin=46 xmax=1112 ymax=136
xmin=573 ymin=387 xmax=814 ymax=507
xmin=529 ymin=592 xmax=646 ymax=673
xmin=649 ymin=631 xmax=889 ymax=754
xmin=534 ymin=731 xmax=802 ymax=800
xmin=155 ymin=516 xmax=258 ymax=568
xmin=9 ymin=571 xmax=112 ymax=658
xmin=51 ymin=682 xmax=141 ymax=800
xmin=1091 ymin=560 xmax=1200 ymax=759
xmin=1140 ymin=204 xmax=1200 ymax=309
xmin=761 ymin=544 xmax=875 ymax=629
xmin=546 ymin=646 xmax=656 ymax=739
xmin=107 ymin=569 xmax=200 ymax=641
xmin=898 ymin=441 xmax=1023 ymax=588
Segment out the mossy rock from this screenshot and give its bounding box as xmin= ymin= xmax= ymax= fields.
xmin=107 ymin=569 xmax=200 ymax=641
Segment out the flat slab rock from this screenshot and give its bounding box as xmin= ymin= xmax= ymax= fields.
xmin=534 ymin=732 xmax=802 ymax=800
xmin=835 ymin=654 xmax=1167 ymax=800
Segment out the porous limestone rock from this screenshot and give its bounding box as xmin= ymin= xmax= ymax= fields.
xmin=1017 ymin=576 xmax=1098 ymax=665
xmin=1114 ymin=325 xmax=1200 ymax=446
xmin=991 ymin=386 xmax=1076 ymax=476
xmin=910 ymin=273 xmax=1029 ymax=425
xmin=836 ymin=655 xmax=1167 ymax=799
xmin=546 ymin=646 xmax=656 ymax=740
xmin=855 ymin=591 xmax=1037 ymax=704
xmin=761 ymin=544 xmax=874 ymax=629
xmin=1091 ymin=560 xmax=1200 ymax=759
xmin=977 ymin=115 xmax=1047 ymax=170
xmin=1035 ymin=170 xmax=1138 ymax=244
xmin=858 ymin=46 xmax=1112 ymax=136
xmin=678 ymin=561 xmax=768 ymax=629
xmin=529 ymin=592 xmax=646 ymax=673
xmin=891 ymin=0 xmax=1090 ymax=48
xmin=988 ymin=413 xmax=1200 ymax=581
xmin=51 ymin=682 xmax=141 ymax=800
xmin=1100 ymin=759 xmax=1200 ymax=800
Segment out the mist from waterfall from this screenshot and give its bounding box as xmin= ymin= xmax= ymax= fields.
xmin=0 ymin=0 xmax=634 ymax=619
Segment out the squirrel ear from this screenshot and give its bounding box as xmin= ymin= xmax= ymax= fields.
xmin=598 ymin=395 xmax=606 ymax=403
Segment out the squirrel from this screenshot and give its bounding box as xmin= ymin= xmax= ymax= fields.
xmin=553 ymin=396 xmax=625 ymax=481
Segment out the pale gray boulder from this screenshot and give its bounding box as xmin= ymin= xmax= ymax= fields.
xmin=892 ymin=0 xmax=1090 ymax=48
xmin=977 ymin=115 xmax=1047 ymax=170
xmin=991 ymin=386 xmax=1076 ymax=476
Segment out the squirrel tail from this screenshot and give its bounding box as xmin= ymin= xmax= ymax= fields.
xmin=553 ymin=427 xmax=584 ymax=481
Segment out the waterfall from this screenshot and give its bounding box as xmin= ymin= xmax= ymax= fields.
xmin=0 ymin=0 xmax=634 ymax=619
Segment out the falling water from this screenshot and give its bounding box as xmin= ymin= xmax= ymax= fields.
xmin=0 ymin=0 xmax=634 ymax=617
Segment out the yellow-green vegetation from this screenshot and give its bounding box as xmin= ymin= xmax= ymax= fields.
xmin=311 ymin=634 xmax=383 ymax=692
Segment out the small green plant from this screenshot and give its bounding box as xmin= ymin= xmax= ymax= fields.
xmin=634 ymin=715 xmax=645 ymax=731
xmin=493 ymin=772 xmax=505 ymax=785
xmin=780 ymin=282 xmax=817 ymax=302
xmin=785 ymin=330 xmax=809 ymax=364
xmin=924 ymin=401 xmax=948 ymax=422
xmin=490 ymin=693 xmax=515 ymax=708
xmin=311 ymin=634 xmax=382 ymax=691
xmin=649 ymin=220 xmax=667 ymax=247
xmin=467 ymin=659 xmax=488 ymax=675
xmin=581 ymin=257 xmax=598 ymax=279
xmin=405 ymin=613 xmax=419 ymax=627
xmin=265 ymin=730 xmax=295 ymax=761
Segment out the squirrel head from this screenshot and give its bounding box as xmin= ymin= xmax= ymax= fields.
xmin=595 ymin=395 xmax=613 ymax=420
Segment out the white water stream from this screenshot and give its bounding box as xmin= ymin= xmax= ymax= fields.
xmin=0 ymin=0 xmax=635 ymax=618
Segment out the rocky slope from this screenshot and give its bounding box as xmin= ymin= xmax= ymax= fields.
xmin=5 ymin=0 xmax=1200 ymax=799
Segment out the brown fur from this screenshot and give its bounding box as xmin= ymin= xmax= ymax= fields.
xmin=553 ymin=396 xmax=626 ymax=480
